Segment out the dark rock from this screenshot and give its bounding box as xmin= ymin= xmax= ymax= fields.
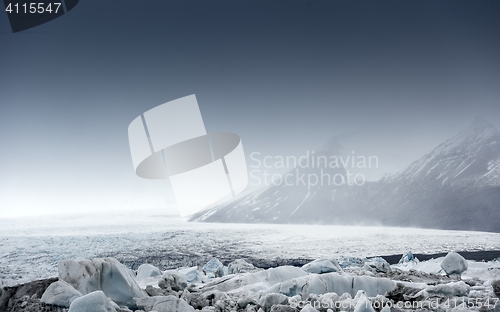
xmin=269 ymin=304 xmax=297 ymax=312
xmin=492 ymin=280 xmax=500 ymax=298
xmin=228 ymin=259 xmax=261 ymax=274
xmin=388 ymin=268 xmax=452 ymax=285
xmin=187 ymin=292 xmax=210 ymax=309
xmin=385 ymin=283 xmax=421 ymax=303
xmin=159 ymin=271 xmax=188 ymax=291
xmin=0 ymin=277 xmax=58 ymax=312
xmin=145 ymin=285 xmax=166 ymax=297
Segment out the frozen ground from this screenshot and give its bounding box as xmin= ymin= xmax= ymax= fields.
xmin=1 ymin=210 xmax=500 ymax=287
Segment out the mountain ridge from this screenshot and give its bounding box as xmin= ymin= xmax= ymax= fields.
xmin=191 ymin=117 xmax=500 ymax=232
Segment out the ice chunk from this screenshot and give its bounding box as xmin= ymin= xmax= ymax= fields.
xmin=353 ymin=291 xmax=375 ymax=312
xmin=315 ymin=292 xmax=339 ymax=311
xmin=363 ymin=258 xmax=391 ymax=273
xmin=300 ymin=304 xmax=318 ymax=312
xmin=58 ymin=258 xmax=100 ymax=295
xmin=137 ymin=263 xmax=162 ymax=280
xmin=352 ymin=276 xmax=395 ymax=297
xmin=237 ymin=295 xmax=258 ymax=309
xmin=135 ymin=295 xmax=195 ymax=312
xmin=301 ymin=259 xmax=341 ymax=274
xmin=440 ymin=252 xmax=468 ymax=276
xmin=68 ymin=290 xmax=119 ymax=312
xmin=266 ymin=272 xmax=396 ymax=299
xmin=366 ymin=257 xmax=387 ymax=263
xmin=159 ymin=271 xmax=188 ymax=291
xmin=260 ymin=293 xmax=289 ymax=312
xmin=271 ymin=304 xmax=297 ymax=312
xmin=337 ymin=256 xmax=366 ymax=268
xmin=228 ymin=259 xmax=261 ymax=274
xmin=398 ymin=251 xmax=419 ymax=265
xmin=41 ymin=280 xmax=82 ymax=308
xmin=201 ymin=266 xmax=307 ymax=293
xmin=58 ymin=257 xmax=147 ymax=308
xmin=420 ymin=281 xmax=470 ymax=297
xmin=203 ymin=258 xmax=225 ymax=277
xmin=177 ymin=266 xmax=206 ymax=283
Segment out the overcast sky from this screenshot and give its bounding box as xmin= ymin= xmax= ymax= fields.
xmin=1 ymin=0 xmax=499 ymax=217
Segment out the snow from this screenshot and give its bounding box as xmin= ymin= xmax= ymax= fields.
xmin=43 ymin=253 xmax=500 ymax=312
xmin=394 ymin=257 xmax=442 ymax=274
xmin=3 ymin=206 xmax=500 ymax=312
xmin=201 ymin=266 xmax=307 ymax=294
xmin=393 ymin=256 xmax=500 ymax=284
xmin=68 ymin=290 xmax=120 ymax=312
xmin=417 ymin=281 xmax=470 ymax=298
xmin=290 ymin=191 xmax=310 ymax=215
xmin=2 ymin=213 xmax=500 ymax=286
xmin=265 ymin=272 xmax=396 ymax=298
xmin=301 ymin=259 xmax=341 ymax=274
xmin=228 ymin=259 xmax=261 ymax=274
xmin=457 ymin=160 xmax=477 ymax=177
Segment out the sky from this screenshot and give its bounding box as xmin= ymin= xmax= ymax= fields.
xmin=1 ymin=0 xmax=499 ymax=217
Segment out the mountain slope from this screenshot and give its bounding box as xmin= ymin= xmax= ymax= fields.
xmin=387 ymin=117 xmax=500 ymax=188
xmin=191 ymin=117 xmax=500 ymax=232
xmin=192 ymin=137 xmax=368 ymax=224
xmin=370 ymin=117 xmax=500 ymax=231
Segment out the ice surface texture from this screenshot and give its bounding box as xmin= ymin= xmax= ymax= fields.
xmin=2 ymin=215 xmax=500 ymax=285
xmin=58 ymin=257 xmax=147 ymax=307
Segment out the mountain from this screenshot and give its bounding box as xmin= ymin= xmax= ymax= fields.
xmin=192 ymin=137 xmax=368 ymax=224
xmin=386 ymin=117 xmax=500 ymax=189
xmin=368 ymin=117 xmax=500 ymax=231
xmin=191 ymin=117 xmax=500 ymax=232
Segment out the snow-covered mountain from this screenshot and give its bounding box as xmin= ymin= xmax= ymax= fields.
xmin=369 ymin=117 xmax=500 ymax=231
xmin=386 ymin=117 xmax=500 ymax=189
xmin=191 ymin=117 xmax=500 ymax=232
xmin=191 ymin=137 xmax=367 ymax=224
